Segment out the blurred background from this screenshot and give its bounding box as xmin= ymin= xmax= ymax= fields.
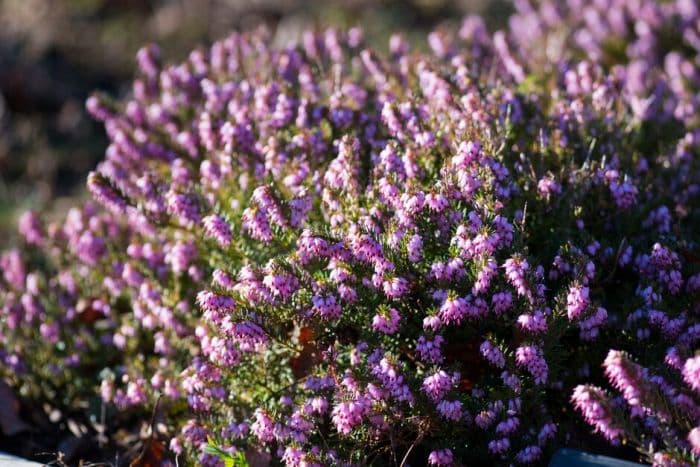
xmin=0 ymin=0 xmax=511 ymax=242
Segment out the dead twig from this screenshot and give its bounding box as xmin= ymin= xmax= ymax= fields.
xmin=399 ymin=432 xmax=424 ymax=467
xmin=129 ymin=394 xmax=163 ymax=467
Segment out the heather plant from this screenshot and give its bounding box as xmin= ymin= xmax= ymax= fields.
xmin=0 ymin=0 xmax=699 ymax=466
xmin=0 ymin=203 xmax=189 ymax=450
xmin=0 ymin=206 xmax=136 ymax=409
xmin=506 ymin=0 xmax=700 ymax=125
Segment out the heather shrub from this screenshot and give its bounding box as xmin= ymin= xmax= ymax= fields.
xmin=0 ymin=206 xmax=143 ymax=415
xmin=0 ymin=1 xmax=699 ymax=465
xmin=0 ymin=203 xmax=189 ymax=451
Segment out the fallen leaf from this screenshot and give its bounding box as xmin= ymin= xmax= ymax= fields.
xmin=290 ymin=342 xmax=319 ymax=379
xmin=291 ymin=325 xmax=321 ymax=379
xmin=298 ymin=326 xmax=314 ymax=346
xmin=78 ymin=306 xmax=103 ymax=323
xmin=130 ymin=438 xmax=166 ymax=467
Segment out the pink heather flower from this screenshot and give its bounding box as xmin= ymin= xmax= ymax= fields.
xmin=180 ymin=419 xmax=208 ymax=447
xmin=202 ymin=214 xmax=232 ymax=248
xmin=488 ymin=437 xmax=510 ymax=455
xmin=206 ymin=336 xmax=241 ymax=365
xmin=619 ymin=245 xmax=633 ymax=267
xmin=212 ymin=269 xmax=235 ymax=290
xmin=312 ymin=294 xmax=342 ymax=320
xmin=416 ymin=335 xmax=444 ymax=363
xmin=504 ymin=257 xmax=530 ymax=299
xmin=475 ymin=409 xmax=496 ymax=429
xmin=401 ymin=191 xmax=426 ymax=214
xmin=288 ymin=193 xmax=312 ymax=228
xmin=337 ymin=284 xmax=357 ymax=303
xmin=372 ymin=307 xmax=401 ymax=334
xmin=18 ymin=211 xmax=44 ymax=246
xmin=282 ymin=446 xmax=306 ymax=466
xmin=309 ymin=396 xmax=329 ymax=415
xmin=439 ymin=295 xmax=467 ymax=325
xmin=683 ymin=356 xmax=700 ymax=393
xmin=492 ymin=291 xmax=513 ymax=314
xmin=688 ymin=427 xmax=700 ymax=455
xmin=665 ymin=346 xmax=684 ymax=370
xmin=121 ymin=262 xmax=144 ymax=287
xmin=571 ymin=385 xmax=622 ymax=442
xmin=436 ymin=400 xmax=463 ymax=421
xmin=242 ymin=207 xmax=273 ymax=242
xmin=251 ymin=409 xmax=275 ymax=442
xmin=537 ymin=176 xmax=561 ymax=199
xmin=229 ymin=321 xmax=269 ymax=351
xmin=332 ymin=397 xmax=370 ymax=435
xmin=252 ymin=186 xmax=287 ymax=227
xmin=473 ymin=257 xmax=497 ymax=295
xmin=422 ymin=370 xmax=457 ymax=401
xmin=480 ymin=340 xmax=506 ymax=368
xmin=87 ymin=171 xmax=129 ymax=215
xmin=515 ymin=346 xmax=548 ymax=384
xmin=382 ymin=276 xmax=409 ymax=299
xmin=167 ymin=431 xmax=189 ymax=456
xmin=166 ymin=240 xmax=197 ymax=276
xmin=445 ymin=257 xmax=467 ymax=280
xmin=297 ymin=231 xmax=329 ymax=263
xmin=263 ymin=271 xmax=299 ymax=300
xmin=85 ymin=94 xmax=112 ymax=121
xmin=426 ymin=192 xmax=449 ymax=212
xmin=325 ymin=136 xmax=360 ymax=193
xmin=120 ymin=378 xmax=148 ymax=408
xmin=453 ymin=140 xmax=481 ymax=167
xmin=428 ymin=448 xmax=453 ymax=466
xmin=687 ymin=273 xmax=700 ymax=293
xmin=578 ymin=307 xmax=607 ymax=340
xmin=136 ymin=44 xmax=161 ymax=78
xmin=602 ymin=350 xmax=665 ymax=418
xmin=100 ymin=379 xmax=114 ymax=403
xmin=196 ymin=290 xmax=236 ymax=323
xmin=501 ymin=371 xmax=521 ymax=392
xmin=423 ymin=314 xmax=442 ymax=331
xmin=495 ymin=416 xmax=520 ymax=435
xmin=517 ymin=310 xmax=548 ymax=333
xmin=537 ymin=422 xmax=557 ymax=446
xmin=515 ymin=445 xmax=542 ymax=464
xmin=165 ymin=190 xmax=200 ymax=226
xmin=372 ymin=356 xmax=415 ymax=404
xmin=407 ymin=233 xmax=423 ymax=262
xmin=608 ymin=176 xmax=638 ymax=210
xmin=74 ymin=230 xmax=107 ymax=265
xmin=566 ymin=284 xmax=589 ymax=320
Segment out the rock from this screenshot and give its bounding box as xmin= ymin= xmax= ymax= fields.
xmin=0 ymin=381 xmax=30 ymax=436
xmin=0 ymin=451 xmax=42 ymax=466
